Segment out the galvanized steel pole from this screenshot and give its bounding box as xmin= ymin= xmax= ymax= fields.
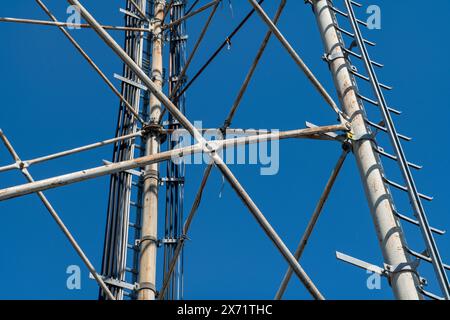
xmin=312 ymin=0 xmax=422 ymax=300
xmin=138 ymin=0 xmax=165 ymax=300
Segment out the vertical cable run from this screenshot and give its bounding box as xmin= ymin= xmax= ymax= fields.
xmin=163 ymin=0 xmax=187 ymax=301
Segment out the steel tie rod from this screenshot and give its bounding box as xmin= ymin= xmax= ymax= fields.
xmin=173 ymin=0 xmax=266 ymax=102
xmin=275 ymin=149 xmax=349 ymax=299
xmin=0 ymin=126 xmax=347 ymax=200
xmin=0 ymin=17 xmax=150 ymax=32
xmin=128 ymin=0 xmax=151 ymax=23
xmin=0 ymin=131 xmax=143 ymax=174
xmin=159 ymin=0 xmax=288 ymax=298
xmin=158 ymin=0 xmax=220 ymax=122
xmin=224 ymin=0 xmax=286 ymax=128
xmin=0 ymin=130 xmax=115 ymax=300
xmin=247 ymin=0 xmax=342 ymax=117
xmin=163 ymin=0 xmax=221 ymax=30
xmin=34 ymin=0 xmax=145 ymax=125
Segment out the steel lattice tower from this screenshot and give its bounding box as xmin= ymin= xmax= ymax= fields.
xmin=0 ymin=0 xmax=449 ymax=300
xmin=100 ymin=0 xmax=188 ymax=300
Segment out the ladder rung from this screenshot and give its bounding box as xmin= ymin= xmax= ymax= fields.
xmin=384 ymin=177 xmax=433 ymax=201
xmin=366 ymin=120 xmax=412 ymax=141
xmin=344 ymin=48 xmax=384 ymax=68
xmin=350 ymin=1 xmax=363 ymax=7
xmin=123 ymin=291 xmax=135 ymax=298
xmin=114 ymin=73 xmax=148 ymax=91
xmin=350 ymin=70 xmax=393 ymax=90
xmin=336 ymin=25 xmax=376 ymax=46
xmin=126 ymin=267 xmax=138 ymax=274
xmin=132 ymin=181 xmax=141 ymax=187
xmin=357 ymin=93 xmax=401 ymax=115
xmin=129 ymin=222 xmax=141 ymax=229
xmin=375 ymin=147 xmax=422 ymax=170
xmin=127 ymin=244 xmax=138 ymax=251
xmin=330 ymin=6 xmax=368 ymax=27
xmin=407 ymin=248 xmax=450 ymax=271
xmin=119 ymin=8 xmax=142 ymax=20
xmin=418 ymin=287 xmax=444 ymax=301
xmin=394 ymin=211 xmax=445 ymax=235
xmin=130 ymin=201 xmax=142 ymax=208
xmin=89 ymin=274 xmax=137 ymax=291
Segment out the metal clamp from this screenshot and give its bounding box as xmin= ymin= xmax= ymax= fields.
xmin=152 ymin=32 xmax=164 ymax=42
xmin=160 ymin=235 xmax=189 ymax=245
xmin=347 ymin=131 xmax=376 ymax=144
xmin=322 ymin=51 xmax=345 ymax=64
xmin=142 ymin=169 xmax=160 ymax=183
xmin=385 ymin=261 xmax=427 ymax=286
xmin=136 ymin=281 xmax=158 ymax=294
xmin=161 ymin=238 xmax=178 ymax=245
xmin=151 ymin=73 xmax=164 ymax=82
xmin=167 ymin=35 xmax=189 ymax=42
xmin=344 ymin=132 xmax=378 ymax=154
xmin=135 ymin=235 xmax=161 ymax=248
xmin=142 ymin=122 xmax=167 ymax=142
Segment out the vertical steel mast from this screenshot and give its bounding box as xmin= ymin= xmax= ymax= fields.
xmin=137 ymin=0 xmax=165 ymax=301
xmin=101 ymin=0 xmax=187 ymax=300
xmin=312 ymin=0 xmax=422 ymax=299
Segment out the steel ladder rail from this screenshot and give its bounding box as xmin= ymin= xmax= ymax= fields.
xmin=343 ymin=0 xmax=450 ymax=299
xmin=100 ymin=0 xmax=150 ymax=299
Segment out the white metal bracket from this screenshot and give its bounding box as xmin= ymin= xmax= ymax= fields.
xmin=336 ymin=251 xmax=427 ymax=286
xmin=89 ymin=273 xmax=138 ymax=291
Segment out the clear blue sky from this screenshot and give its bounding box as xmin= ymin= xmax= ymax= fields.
xmin=1 ymin=1 xmax=450 ymax=300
